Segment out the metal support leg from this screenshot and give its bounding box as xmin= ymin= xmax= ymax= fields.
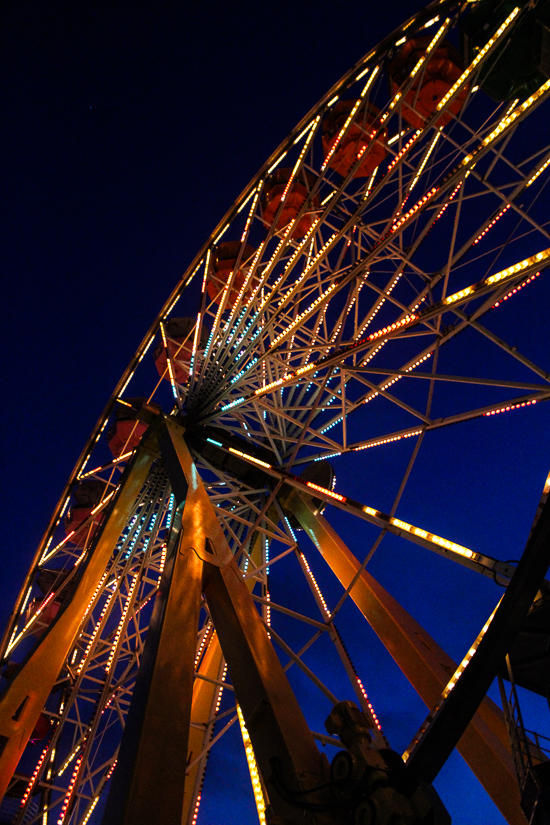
xmin=287 ymin=491 xmax=526 ymax=825
xmin=104 ymin=419 xmax=341 ymax=824
xmin=101 ymin=520 xmax=203 ymax=825
xmin=0 ymin=441 xmax=158 ymax=801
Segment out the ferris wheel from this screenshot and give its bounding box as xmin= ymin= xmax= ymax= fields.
xmin=2 ymin=0 xmax=550 ymax=823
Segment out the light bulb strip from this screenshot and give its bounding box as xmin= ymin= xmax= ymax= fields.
xmin=237 ymin=705 xmax=267 ymax=825
xmin=407 ymin=129 xmax=442 ymax=194
xmin=20 ymin=747 xmax=49 ymax=806
xmin=56 ymin=755 xmax=83 ymax=825
xmin=462 ymin=75 xmax=550 ymax=170
xmin=280 ymin=116 xmax=320 ymax=203
xmin=472 ymin=204 xmax=511 ymax=245
xmin=440 ymin=8 xmax=521 ymax=117
xmin=210 ymin=443 xmax=508 ymax=577
xmin=105 ymin=574 xmax=140 ymax=673
xmin=297 ymin=551 xmax=329 ymax=615
xmin=321 ymin=67 xmax=380 ymax=172
xmin=491 ymin=271 xmax=540 ymax=307
xmin=403 ymin=599 xmax=502 ymax=762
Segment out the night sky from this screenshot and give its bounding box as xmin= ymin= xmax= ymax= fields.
xmin=2 ymin=1 xmax=550 ymax=823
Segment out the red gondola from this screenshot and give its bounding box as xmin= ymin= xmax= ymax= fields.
xmin=64 ymin=504 xmax=104 ymax=549
xmin=207 ymin=241 xmax=258 ymax=307
xmin=322 ymin=100 xmax=388 ymax=178
xmin=24 ymin=597 xmax=62 ymax=638
xmin=388 ymin=38 xmax=468 ymax=129
xmin=262 ymin=168 xmax=319 ymax=238
xmin=29 ymin=713 xmax=52 ymax=743
xmin=153 ymin=318 xmax=209 ymax=385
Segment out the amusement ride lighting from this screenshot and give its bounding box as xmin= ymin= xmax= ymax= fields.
xmin=391 ymin=187 xmax=439 ymax=233
xmin=236 ymin=186 xmax=258 ymax=215
xmin=403 ymin=599 xmax=502 ymax=763
xmin=201 ymin=250 xmax=211 ymax=295
xmin=280 ymin=116 xmax=319 ymax=203
xmin=526 ymin=155 xmax=550 ymax=187
xmin=390 ymin=516 xmax=476 ymax=560
xmin=213 ymin=223 xmax=230 ymax=245
xmin=388 ymin=130 xmax=409 ymax=147
xmin=76 ymin=588 xmax=118 ymax=675
xmin=484 ymin=399 xmax=538 ymax=416
xmin=105 ymin=574 xmax=140 ymax=672
xmin=20 ymin=747 xmax=49 ymax=807
xmin=267 ymin=152 xmax=287 ymax=175
xmin=386 ymin=131 xmax=421 ymax=174
xmin=81 ymin=797 xmax=100 ymax=825
xmin=194 ymin=625 xmax=213 ymax=668
xmin=473 ymin=204 xmax=511 ymax=244
xmin=408 ymin=129 xmax=442 ymax=193
xmin=189 ymin=312 xmax=202 ymax=379
xmin=240 ymin=188 xmax=261 ymax=243
xmin=57 ymin=744 xmax=82 ymax=778
xmin=237 ymin=705 xmax=267 ymax=825
xmin=269 ymin=282 xmax=339 ymax=349
xmin=463 ymin=75 xmax=550 ymax=168
xmin=492 ymin=271 xmax=540 ymax=306
xmin=321 ymin=66 xmax=380 ymax=172
xmin=353 ymin=429 xmax=423 ymax=451
xmin=191 ymin=795 xmax=202 ymax=825
xmin=366 ymin=314 xmax=418 ymax=341
xmin=298 ymin=551 xmax=329 ymax=615
xmin=438 ymin=8 xmax=520 ymax=118
xmin=293 ymin=119 xmax=317 ymax=146
xmin=228 ymin=447 xmax=272 ymax=469
xmin=6 ymin=591 xmax=57 ymax=655
xmin=305 ymin=481 xmax=346 ymax=502
xmin=57 ymin=755 xmax=83 ymax=825
xmin=381 ymin=19 xmax=450 ymax=130
xmin=221 ymin=397 xmax=245 ymax=412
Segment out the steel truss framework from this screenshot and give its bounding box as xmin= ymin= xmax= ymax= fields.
xmin=2 ymin=0 xmax=550 ymax=822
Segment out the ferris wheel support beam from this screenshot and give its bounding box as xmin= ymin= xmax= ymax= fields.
xmin=405 ymin=488 xmax=550 ymax=820
xmin=102 ymin=417 xmax=343 ymax=824
xmin=0 ymin=438 xmax=158 ymax=804
xmin=287 ymin=491 xmax=525 ymax=825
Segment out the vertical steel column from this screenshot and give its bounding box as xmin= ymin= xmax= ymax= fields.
xmin=0 ymin=440 xmax=158 ymax=801
xmin=161 ymin=421 xmax=341 ymax=824
xmin=101 ymin=421 xmax=204 ymax=825
xmin=203 ymin=559 xmax=338 ymax=824
xmin=287 ymin=491 xmax=526 ymax=825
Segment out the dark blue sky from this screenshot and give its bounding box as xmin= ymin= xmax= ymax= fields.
xmin=2 ymin=2 xmax=550 ymax=823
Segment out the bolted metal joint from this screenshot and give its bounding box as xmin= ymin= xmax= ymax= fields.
xmin=326 ymin=702 xmax=450 ymax=825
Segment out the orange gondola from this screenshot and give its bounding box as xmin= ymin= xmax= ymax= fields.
xmin=207 ymin=241 xmax=258 ymax=307
xmin=153 ymin=317 xmax=209 ymax=385
xmin=262 ymin=168 xmax=319 ymax=238
xmin=388 ymin=38 xmax=468 ymax=129
xmin=322 ymin=100 xmax=388 ymax=178
xmin=64 ymin=479 xmax=108 ymax=548
xmin=107 ymin=398 xmax=152 ymax=458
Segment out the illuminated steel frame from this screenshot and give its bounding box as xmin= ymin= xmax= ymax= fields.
xmin=2 ymin=0 xmax=550 ymax=822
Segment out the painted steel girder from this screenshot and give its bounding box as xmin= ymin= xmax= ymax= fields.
xmin=0 ymin=440 xmax=158 ymax=803
xmin=104 ymin=419 xmax=341 ymax=825
xmin=101 ymin=498 xmax=203 ymax=825
xmin=287 ymin=491 xmax=527 ymax=825
xmin=184 ymin=530 xmax=268 ymax=823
